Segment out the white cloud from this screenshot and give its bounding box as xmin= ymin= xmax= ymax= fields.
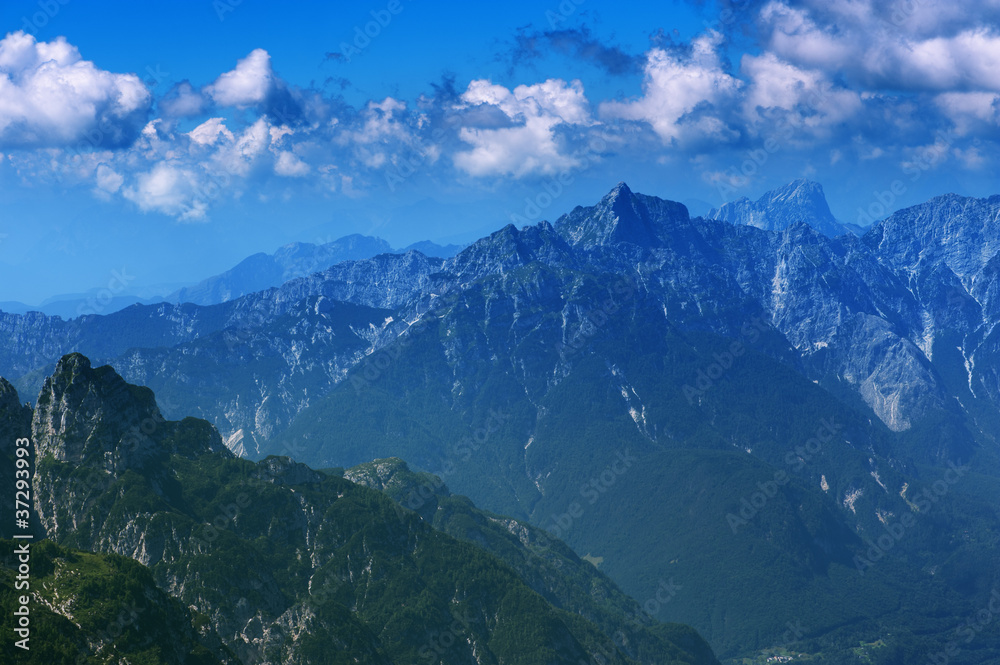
xmin=188 ymin=117 xmax=234 ymax=146
xmin=0 ymin=31 xmax=150 ymax=149
xmin=7 ymin=6 xmax=1000 ymax=223
xmin=335 ymin=97 xmax=424 ymax=169
xmin=123 ymin=162 xmax=206 ymax=221
xmin=757 ymin=3 xmax=858 ymax=72
xmin=205 ymin=48 xmax=274 ymax=108
xmin=599 ymin=32 xmax=742 ymax=145
xmin=160 ymin=81 xmax=205 ymax=117
xmin=213 ymin=117 xmax=271 ymax=176
xmin=275 ymin=150 xmax=310 ymax=177
xmin=760 ymin=1 xmax=1000 ymax=93
xmin=461 ymin=78 xmax=591 ymax=125
xmin=95 ymin=164 xmax=123 ymax=194
xmin=454 ymin=78 xmax=592 ymax=177
xmin=741 ymin=52 xmax=863 ymax=139
xmin=269 ymin=124 xmax=294 ymax=145
xmin=112 ymin=115 xmax=315 ymax=217
xmin=935 ymin=92 xmax=1000 ymax=134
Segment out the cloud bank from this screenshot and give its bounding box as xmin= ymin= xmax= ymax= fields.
xmin=3 ymin=0 xmax=999 ymax=220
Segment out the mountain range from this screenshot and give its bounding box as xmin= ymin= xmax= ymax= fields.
xmin=4 ymin=179 xmax=1000 ymax=662
xmin=0 ymin=235 xmax=463 ymax=319
xmin=2 ymin=354 xmax=717 ymax=665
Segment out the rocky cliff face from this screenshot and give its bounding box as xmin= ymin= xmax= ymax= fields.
xmin=31 ymin=354 xmax=229 ymax=550
xmin=33 ymin=353 xmax=228 ymax=472
xmin=864 ymin=194 xmax=1000 ymax=404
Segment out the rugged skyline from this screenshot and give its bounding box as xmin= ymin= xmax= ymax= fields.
xmin=7 ymin=178 xmax=1000 ymax=661
xmin=2 ymin=0 xmax=1000 ymax=302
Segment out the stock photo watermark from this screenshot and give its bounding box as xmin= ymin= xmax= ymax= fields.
xmin=11 ymin=435 xmax=34 ymax=651
xmin=726 ymin=417 xmax=842 ymax=533
xmin=417 ymin=608 xmax=477 ymax=662
xmin=543 ymin=448 xmax=635 ymax=543
xmin=18 ymin=0 xmax=70 ymax=35
xmin=74 ymin=267 xmax=135 ymax=317
xmin=546 ymin=0 xmax=585 ymax=28
xmin=925 ymin=589 xmax=1000 ymax=665
xmin=854 ymin=461 xmax=969 ymax=575
xmin=854 ymin=128 xmax=979 ymax=226
xmin=507 ymin=120 xmax=627 ymax=227
xmin=682 ymin=314 xmax=770 ymax=405
xmin=331 ymin=0 xmax=407 ymax=63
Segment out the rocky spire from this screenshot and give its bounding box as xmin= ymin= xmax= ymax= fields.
xmin=32 ymin=353 xmax=226 ymax=473
xmin=555 ymin=181 xmax=691 ymax=249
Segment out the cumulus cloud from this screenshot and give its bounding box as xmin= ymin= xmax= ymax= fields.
xmin=94 ymin=163 xmax=124 ymax=197
xmin=205 ymin=48 xmax=275 ymax=108
xmin=274 ymin=150 xmax=310 ymax=177
xmin=95 ymin=115 xmax=297 ymax=219
xmin=741 ymin=51 xmax=863 ymax=140
xmin=159 ymin=81 xmax=205 ymax=117
xmin=337 ymin=97 xmax=425 ymax=169
xmin=599 ymin=32 xmax=742 ymax=145
xmin=214 ymin=117 xmax=272 ymax=177
xmin=123 ymin=162 xmax=207 ymax=221
xmin=759 ymin=0 xmax=1000 ymax=93
xmin=453 ymin=78 xmax=593 ymax=177
xmin=201 ymin=48 xmax=317 ymax=125
xmin=7 ymin=6 xmax=1000 ymax=223
xmin=935 ymin=92 xmax=1000 ymax=135
xmin=188 ymin=117 xmax=235 ymax=146
xmin=0 ymin=31 xmax=150 ymax=149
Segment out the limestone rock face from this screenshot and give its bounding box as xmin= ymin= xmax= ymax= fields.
xmin=33 ymin=352 xmax=164 ymax=470
xmin=30 ymin=353 xmax=230 ymax=542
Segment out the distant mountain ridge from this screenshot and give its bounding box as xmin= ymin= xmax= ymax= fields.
xmin=707 ymin=179 xmax=855 ymax=237
xmin=0 ymin=234 xmax=463 ymax=319
xmin=2 ymin=180 xmax=997 ymax=453
xmin=167 ymin=234 xmax=464 ymax=307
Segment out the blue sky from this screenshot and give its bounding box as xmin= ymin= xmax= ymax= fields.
xmin=1 ymin=0 xmax=999 ymax=304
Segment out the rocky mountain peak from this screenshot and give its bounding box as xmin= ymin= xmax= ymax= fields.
xmin=555 ymin=181 xmax=690 ymax=249
xmin=607 ymin=180 xmax=633 ymax=202
xmin=709 ymin=179 xmax=849 ymax=237
xmin=32 ymin=353 xmax=225 ymax=472
xmin=766 ymin=179 xmax=828 ymax=208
